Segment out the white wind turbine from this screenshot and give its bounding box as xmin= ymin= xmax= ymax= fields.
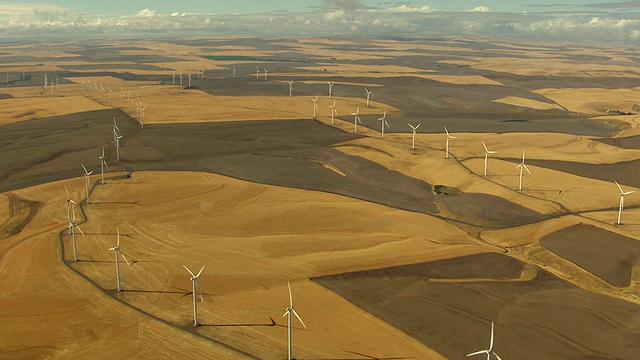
xmin=68 ymin=203 xmax=84 ymax=262
xmin=256 ymin=67 xmax=260 ymax=80
xmin=352 ymin=106 xmax=362 ymax=132
xmin=81 ymin=80 xmax=86 ymax=95
xmin=264 ymin=68 xmax=268 ymax=80
xmin=328 ymin=82 xmax=334 ymax=98
xmin=109 ymin=229 xmax=131 ymax=292
xmin=312 ymin=96 xmax=318 ymax=119
xmin=328 ymin=100 xmax=337 ymax=124
xmin=444 ymin=126 xmax=456 ymax=158
xmin=172 ymin=71 xmax=176 ymax=85
xmin=100 ymin=84 xmax=104 ymax=103
xmin=187 ymin=73 xmax=192 ymax=88
xmin=113 ymin=117 xmax=120 ymax=147
xmin=44 ymin=74 xmax=47 ymax=91
xmin=140 ymin=105 xmax=146 ymax=128
xmin=365 ymin=88 xmax=372 ymax=107
xmin=283 ymin=281 xmax=306 ymax=360
xmin=378 ymin=109 xmax=389 ymax=138
xmin=516 ymin=149 xmax=531 ymax=191
xmin=232 ymin=66 xmax=236 ymax=78
xmin=127 ymin=92 xmax=132 ymax=113
xmin=120 ymin=88 xmax=125 ymax=108
xmin=99 ymin=147 xmax=108 ymax=185
xmin=288 ymin=80 xmax=294 ymax=96
xmin=179 ymin=71 xmax=183 ymax=86
xmin=467 ymin=322 xmax=503 ymax=360
xmin=108 ymin=87 xmax=113 ymax=105
xmin=116 ymin=133 xmax=123 ymax=161
xmin=408 ymin=123 xmax=422 ymax=150
xmin=615 ymin=181 xmax=634 ymax=225
xmin=81 ymin=164 xmax=93 ymax=204
xmin=182 ymin=265 xmax=205 ymax=327
xmin=482 ymin=141 xmax=497 ymax=176
xmin=64 ymin=186 xmax=76 ymax=226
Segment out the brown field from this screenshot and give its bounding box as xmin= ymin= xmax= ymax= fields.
xmin=1 ymin=35 xmax=640 ymax=359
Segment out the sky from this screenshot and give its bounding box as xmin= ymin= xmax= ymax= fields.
xmin=1 ymin=0 xmax=640 ymax=43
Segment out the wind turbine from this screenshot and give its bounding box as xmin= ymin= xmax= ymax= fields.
xmin=352 ymin=106 xmax=362 ymax=132
xmin=81 ymin=164 xmax=93 ymax=204
xmin=312 ymin=96 xmax=318 ymax=119
xmin=378 ymin=109 xmax=389 ymax=138
xmin=99 ymin=147 xmax=108 ymax=185
xmin=365 ymin=88 xmax=372 ymax=107
xmin=283 ymin=281 xmax=306 ymax=360
xmin=482 ymin=141 xmax=497 ymax=176
xmin=467 ymin=322 xmax=503 ymax=360
xmin=64 ymin=186 xmax=75 ymax=226
xmin=615 ymin=181 xmax=635 ymax=225
xmin=109 ymin=229 xmax=130 ymax=292
xmin=81 ymin=80 xmax=86 ymax=95
xmin=408 ymin=123 xmax=422 ymax=150
xmin=107 ymin=87 xmax=113 ymax=105
xmin=232 ymin=66 xmax=236 ymax=78
xmin=516 ymin=149 xmax=531 ymax=191
xmin=179 ymin=71 xmax=183 ymax=86
xmin=288 ymin=80 xmax=294 ymax=96
xmin=116 ymin=133 xmax=123 ymax=161
xmin=256 ymin=67 xmax=260 ymax=80
xmin=140 ymin=105 xmax=146 ymax=128
xmin=264 ymin=68 xmax=268 ymax=80
xmin=172 ymin=71 xmax=176 ymax=85
xmin=187 ymin=73 xmax=192 ymax=88
xmin=120 ymin=88 xmax=125 ymax=107
xmin=182 ymin=265 xmax=204 ymax=327
xmin=100 ymin=84 xmax=104 ymax=103
xmin=328 ymin=100 xmax=337 ymax=124
xmin=444 ymin=126 xmax=457 ymax=158
xmin=113 ymin=117 xmax=120 ymax=147
xmin=127 ymin=92 xmax=132 ymax=113
xmin=44 ymin=74 xmax=47 ymax=91
xmin=68 ymin=203 xmax=84 ymax=262
xmin=327 ymin=82 xmax=334 ymax=98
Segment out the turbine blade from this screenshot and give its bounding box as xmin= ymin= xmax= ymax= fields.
xmin=81 ymin=163 xmax=88 ymax=173
xmin=64 ymin=186 xmax=70 ymax=199
xmin=117 ymin=229 xmax=120 ymax=247
xmin=615 ymin=180 xmax=624 ymax=193
xmin=182 ymin=265 xmax=196 ymax=278
xmin=288 ymin=281 xmax=293 ymax=307
xmin=76 ymin=225 xmax=85 ymax=236
xmin=494 ymin=352 xmax=503 ymax=360
xmin=523 ymin=164 xmax=532 ymax=175
xmin=489 ymin=322 xmax=495 ymax=350
xmin=291 ymin=308 xmax=307 ymax=329
xmin=623 ymin=190 xmax=635 ymax=195
xmin=466 ymin=350 xmax=488 ymax=357
xmin=120 ymin=251 xmax=131 ymax=266
xmin=482 ymin=141 xmax=488 ymax=152
xmin=416 ymin=123 xmax=422 ymax=129
xmin=195 ymin=266 xmax=204 ymax=278
xmin=283 ymin=309 xmax=290 ymax=318
xmin=443 ymin=125 xmax=449 ymax=135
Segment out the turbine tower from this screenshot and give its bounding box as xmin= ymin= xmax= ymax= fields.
xmin=328 ymin=100 xmax=337 ymax=124
xmin=109 ymin=229 xmax=130 ymax=292
xmin=615 ymin=181 xmax=635 ymax=225
xmin=444 ymin=126 xmax=456 ymax=158
xmin=467 ymin=322 xmax=503 ymax=360
xmin=408 ymin=123 xmax=422 ymax=150
xmin=482 ymin=141 xmax=497 ymax=176
xmin=516 ymin=149 xmax=531 ymax=191
xmin=378 ymin=109 xmax=389 ymax=138
xmin=352 ymin=106 xmax=361 ymax=132
xmin=365 ymin=88 xmax=372 ymax=107
xmin=99 ymin=147 xmax=108 ymax=185
xmin=183 ymin=265 xmax=205 ymax=327
xmin=116 ymin=133 xmax=123 ymax=161
xmin=81 ymin=164 xmax=93 ymax=204
xmin=327 ymin=82 xmax=334 ymax=98
xmin=283 ymin=282 xmax=306 ymax=360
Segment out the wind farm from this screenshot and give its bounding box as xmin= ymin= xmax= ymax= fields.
xmin=0 ymin=33 xmax=640 ymax=360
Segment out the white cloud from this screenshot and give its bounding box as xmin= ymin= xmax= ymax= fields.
xmin=387 ymin=5 xmax=433 ymax=13
xmin=324 ymin=9 xmax=346 ymax=21
xmin=134 ymin=8 xmax=158 ymax=18
xmin=472 ymin=6 xmax=490 ymax=13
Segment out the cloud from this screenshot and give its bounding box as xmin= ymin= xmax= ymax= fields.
xmin=586 ymin=1 xmax=640 ymax=9
xmin=324 ymin=9 xmax=346 ymax=21
xmin=324 ymin=0 xmax=364 ymax=10
xmin=387 ymin=5 xmax=434 ymax=13
xmin=471 ymin=6 xmax=490 ymax=12
xmin=134 ymin=9 xmax=158 ymax=18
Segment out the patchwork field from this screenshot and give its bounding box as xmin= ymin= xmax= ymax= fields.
xmin=1 ymin=35 xmax=639 ymax=359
